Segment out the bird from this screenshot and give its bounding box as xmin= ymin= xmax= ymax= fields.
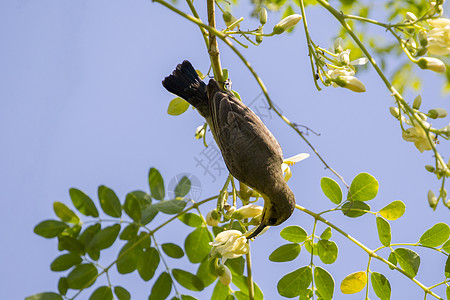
xmin=162 ymin=60 xmax=295 ymax=239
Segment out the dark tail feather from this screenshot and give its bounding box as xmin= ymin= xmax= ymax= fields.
xmin=162 ymin=60 xmax=209 ymax=117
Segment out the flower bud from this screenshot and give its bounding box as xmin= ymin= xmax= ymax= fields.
xmin=232 ymin=204 xmax=263 ymax=219
xmin=417 ymin=57 xmax=446 ymax=73
xmin=418 ymin=30 xmax=428 ymax=47
xmin=337 ymin=50 xmax=350 ymax=65
xmin=334 ymin=37 xmax=344 ymax=53
xmin=412 ymin=95 xmax=422 ymax=110
xmin=428 ymin=108 xmax=447 ymax=119
xmin=406 ymin=12 xmax=417 ymax=22
xmin=206 ymin=209 xmax=220 ymax=226
xmin=217 ymin=265 xmax=232 ymax=285
xmin=273 ymin=14 xmax=302 ymax=35
xmin=259 ymin=8 xmax=267 ymax=25
xmin=428 ymin=190 xmax=438 ymax=209
xmin=334 ymin=76 xmax=366 ymax=93
xmin=425 ymin=165 xmax=436 ymax=172
xmin=389 ymin=107 xmax=401 ymax=119
xmin=222 ymin=11 xmax=232 ymax=23
xmin=195 ymin=125 xmax=205 ymax=139
xmin=256 ymin=28 xmax=263 ymax=44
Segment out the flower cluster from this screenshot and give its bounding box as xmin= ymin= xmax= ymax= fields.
xmin=210 ymin=230 xmax=249 ymax=261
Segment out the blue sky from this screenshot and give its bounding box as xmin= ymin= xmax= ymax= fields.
xmin=1 ymin=0 xmax=450 ymax=299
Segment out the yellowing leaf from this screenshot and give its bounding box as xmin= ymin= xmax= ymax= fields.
xmin=340 ymin=271 xmax=367 ymax=294
xmin=379 ymin=200 xmax=406 ymax=220
xmin=167 ymin=97 xmax=190 ymax=116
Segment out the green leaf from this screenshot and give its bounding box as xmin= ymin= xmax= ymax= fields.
xmin=387 ymin=251 xmax=397 ymax=270
xmin=280 ymin=225 xmax=307 ymax=243
xmin=320 ymin=177 xmax=343 ymax=204
xmin=447 ymin=286 xmax=450 ymax=300
xmin=348 ymin=173 xmax=379 ymax=201
xmin=88 ymin=224 xmax=121 ymax=250
xmin=34 ymin=220 xmax=69 ymax=238
xmin=70 ymin=188 xmax=99 ymax=217
xmin=419 ymin=223 xmax=450 ymax=247
xmin=269 ymin=243 xmax=301 ymax=262
xmin=120 ymin=224 xmax=139 ymax=241
xmin=445 ymin=256 xmax=450 ymax=278
xmin=67 ymin=263 xmax=98 ymax=289
xmin=379 ymin=200 xmax=406 ymax=220
xmin=141 ymin=205 xmax=158 ymax=225
xmin=320 ymin=227 xmax=332 ymax=240
xmin=149 ymin=168 xmax=165 ymax=200
xmin=174 ymin=176 xmax=191 ymax=198
xmin=149 ymin=272 xmax=172 ymax=300
xmin=129 ymin=190 xmax=152 ymax=207
xmin=61 ymin=224 xmax=82 ymax=238
xmin=342 ymin=201 xmax=370 ymax=218
xmin=317 ymin=240 xmax=338 ymax=264
xmin=185 ymin=227 xmax=212 ymax=263
xmin=197 ymin=259 xmax=217 ymax=288
xmin=442 ymin=239 xmax=450 ymax=253
xmin=25 ymin=293 xmax=63 ymax=300
xmin=232 ymin=275 xmax=264 ymax=300
xmin=314 ymin=266 xmax=334 ymax=300
xmin=58 ymin=277 xmax=68 ymax=295
xmin=114 ymin=286 xmax=131 ymax=300
xmin=277 ymin=266 xmax=312 ymax=298
xmin=172 ymin=269 xmax=204 ymax=291
xmin=167 ymin=97 xmax=190 ymax=116
xmin=340 ymin=271 xmax=367 ymax=294
xmin=225 ymin=256 xmax=245 ymax=276
xmin=53 ymin=202 xmax=80 ymax=224
xmin=376 ymin=217 xmax=391 ymax=247
xmin=137 ymin=247 xmax=160 ymax=281
xmin=50 ymin=253 xmax=82 ymax=271
xmin=89 ymin=286 xmax=113 ymax=300
xmin=154 ymin=200 xmax=187 ymax=214
xmin=181 ymin=296 xmax=197 ymax=300
xmin=117 ymin=241 xmax=138 ymax=274
xmin=371 ymin=272 xmax=391 ymax=300
xmin=304 ymin=240 xmax=318 ymax=255
xmin=98 ymin=185 xmax=122 ymax=218
xmin=58 ymin=236 xmax=85 ymax=255
xmin=394 ymin=248 xmax=420 ymax=277
xmin=232 ymin=90 xmax=241 ymax=101
xmin=124 ymin=193 xmax=142 ymax=222
xmin=162 ymin=243 xmax=184 ymax=258
xmin=178 ymin=213 xmax=203 ymax=227
xmin=211 ymin=281 xmax=232 ymax=299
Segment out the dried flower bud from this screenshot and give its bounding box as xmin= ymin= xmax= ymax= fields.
xmin=417 ymin=57 xmax=446 ymax=73
xmin=259 ymin=8 xmax=267 ymax=25
xmin=273 ymin=14 xmax=302 ymax=35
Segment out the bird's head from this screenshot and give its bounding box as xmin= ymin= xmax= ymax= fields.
xmin=246 ymin=186 xmax=295 ymax=239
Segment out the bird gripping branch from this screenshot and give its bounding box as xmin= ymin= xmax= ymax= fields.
xmin=162 ymin=60 xmax=296 ymax=239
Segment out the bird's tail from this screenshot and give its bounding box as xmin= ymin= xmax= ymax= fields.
xmin=162 ymin=60 xmax=209 ymax=117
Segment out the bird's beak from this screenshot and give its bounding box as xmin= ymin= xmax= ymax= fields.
xmin=246 ymin=222 xmax=267 ymax=240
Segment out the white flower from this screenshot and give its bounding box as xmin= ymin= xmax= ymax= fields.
xmin=206 ymin=209 xmax=220 ymax=226
xmin=402 ymin=123 xmax=435 ymax=153
xmin=417 ymin=57 xmax=446 ymax=73
xmin=281 ymin=153 xmax=310 ymax=181
xmin=232 ymin=204 xmax=263 ymax=219
xmin=217 ymin=265 xmax=232 ymax=285
xmin=273 ymin=14 xmax=302 ymax=34
xmin=209 ymin=230 xmax=249 ymax=261
xmin=427 ymin=18 xmax=450 ymax=55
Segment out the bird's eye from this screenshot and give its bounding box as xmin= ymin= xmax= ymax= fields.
xmin=268 ymin=218 xmax=277 ymax=225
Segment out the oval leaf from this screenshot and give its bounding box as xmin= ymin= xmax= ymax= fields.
xmin=162 ymin=243 xmax=184 ymax=258
xmin=148 ymin=272 xmax=172 ymax=300
xmin=89 ymin=286 xmax=113 ymax=300
xmin=149 ymin=168 xmax=165 ymax=200
xmin=50 ymin=253 xmax=82 ymax=271
xmin=442 ymin=239 xmax=450 ymax=253
xmin=174 ymin=176 xmax=191 ymax=198
xmin=178 ymin=213 xmax=203 ymax=227
xmin=269 ymin=243 xmax=301 ymax=262
xmin=394 ymin=248 xmax=420 ymax=277
xmin=167 ymin=97 xmax=190 ymax=116
xmin=69 ymin=188 xmax=99 ymax=217
xmin=280 ymin=225 xmax=307 ymax=243
xmin=67 ymin=263 xmax=98 ymax=289
xmin=185 ymin=227 xmax=212 ymax=263
xmin=387 ymin=251 xmax=397 ymax=270
xmin=419 ymin=223 xmax=450 ymax=247
xmin=317 ymin=240 xmax=338 ymax=264
xmin=314 ymin=266 xmax=334 ymax=300
xmin=379 ymin=200 xmax=405 ymax=220
xmin=88 ymin=224 xmax=121 ymax=250
xmin=154 ymin=200 xmax=187 ymax=214
xmin=172 ymin=269 xmax=204 ymax=291
xmin=114 ymin=286 xmax=131 ymax=300
xmin=98 ymin=185 xmax=122 ymax=218
xmin=445 ymin=255 xmax=450 ymax=278
xmin=320 ymin=227 xmax=332 ymax=240
xmin=340 ymin=271 xmax=367 ymax=294
xmin=349 ymin=173 xmax=378 ymax=201
xmin=34 ymin=220 xmax=69 ymax=238
xmin=342 ymin=201 xmax=370 ymax=218
xmin=25 ymin=293 xmax=63 ymax=300
xmin=371 ymin=272 xmax=391 ymax=300
xmin=124 ymin=193 xmax=142 ymax=222
xmin=376 ymin=217 xmax=391 ymax=247
xmin=197 ymin=259 xmax=217 ymax=288
xmin=321 ymin=177 xmax=342 ymax=204
xmin=117 ymin=241 xmax=138 ymax=274
xmin=53 ymin=202 xmax=80 ymax=224
xmin=277 ymin=266 xmax=312 ymax=298
xmin=137 ymin=247 xmax=160 ymax=281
